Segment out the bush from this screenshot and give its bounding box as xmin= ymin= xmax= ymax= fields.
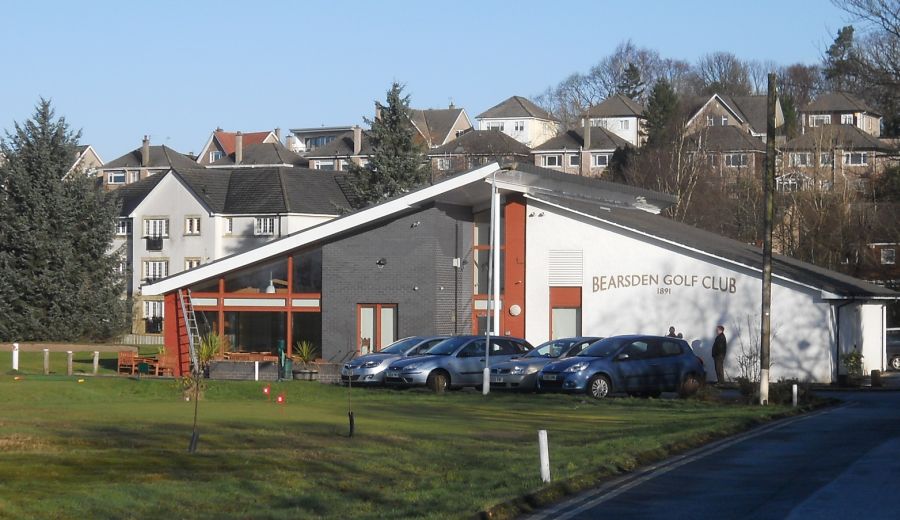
xmin=734 ymin=377 xmax=811 ymax=405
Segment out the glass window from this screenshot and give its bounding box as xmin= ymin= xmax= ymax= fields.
xmin=620 ymin=119 xmax=629 ymax=130
xmin=357 ymin=304 xmax=397 ymax=354
xmin=593 ymin=154 xmax=609 ymax=167
xmin=380 ymin=306 xmax=396 ymax=350
xmin=721 ymin=116 xmax=728 ymax=126
xmin=544 ymin=155 xmax=561 ymax=167
xmin=292 ymin=249 xmax=322 ymax=293
xmin=224 ymin=311 xmax=286 ymax=353
xmin=143 ymin=218 xmax=169 ymax=237
xmin=210 ymin=151 xmax=224 ymax=162
xmin=191 ymin=278 xmax=219 ymax=293
xmin=224 ymin=218 xmax=234 ymax=235
xmin=255 ymin=217 xmax=276 ymax=236
xmin=706 ymin=116 xmax=714 ymax=127
xmin=184 ymin=258 xmax=201 ymax=270
xmin=820 ymin=152 xmax=833 ymax=165
xmin=316 ymin=160 xmax=335 ymax=171
xmin=882 ymin=248 xmax=896 ymax=265
xmin=185 ymin=217 xmax=201 ymax=235
xmin=514 ymin=121 xmax=524 ymax=132
xmin=790 ymin=153 xmax=811 ymax=167
xmin=292 ymin=312 xmax=322 ymax=355
xmin=551 ymin=308 xmax=581 ymax=339
xmin=843 ymin=152 xmax=868 ymax=165
xmin=116 ymin=218 xmax=131 ymax=236
xmin=659 ymin=340 xmax=683 ymax=356
xmin=223 ymin=258 xmax=288 ymax=293
xmin=569 ymin=154 xmax=580 ymax=166
xmin=809 ymin=114 xmax=831 ymax=127
xmin=841 ymin=114 xmax=854 ymax=125
xmin=143 ymin=260 xmax=168 ymax=281
xmin=622 ymin=341 xmax=650 ymax=359
xmin=107 ymin=170 xmax=126 ymax=184
xmin=725 ymin=154 xmax=748 ymax=167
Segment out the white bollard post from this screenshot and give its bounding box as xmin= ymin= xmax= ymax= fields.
xmin=538 ymin=429 xmax=551 ymax=483
xmin=93 ymin=351 xmax=100 ymax=375
xmin=482 ymin=367 xmax=491 ymax=395
xmin=43 ymin=349 xmax=50 ymax=375
xmin=254 ymin=361 xmax=259 ymax=381
xmin=12 ymin=343 xmax=19 ymax=371
xmin=792 ymin=384 xmax=798 ymax=408
xmin=66 ymin=351 xmax=73 ymax=376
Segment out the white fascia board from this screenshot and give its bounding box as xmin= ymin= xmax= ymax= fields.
xmin=196 ymin=133 xmax=217 ymax=163
xmin=525 ymin=194 xmax=829 ymax=296
xmin=142 ymin=163 xmax=502 ymax=295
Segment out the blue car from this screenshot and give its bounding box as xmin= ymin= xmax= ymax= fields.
xmin=537 ymin=335 xmax=705 ymax=399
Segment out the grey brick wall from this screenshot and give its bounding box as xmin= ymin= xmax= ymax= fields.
xmin=208 ymin=360 xmax=279 ymax=381
xmin=321 ymin=204 xmax=473 ymax=363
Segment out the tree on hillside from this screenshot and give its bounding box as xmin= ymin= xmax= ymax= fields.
xmin=346 ymin=82 xmax=430 ymax=207
xmin=644 ymin=79 xmax=680 ymax=148
xmin=616 ymin=63 xmax=646 ymax=101
xmin=693 ymin=52 xmax=752 ymax=96
xmin=823 ymin=26 xmax=862 ymax=91
xmin=0 ymin=99 xmax=127 ymax=342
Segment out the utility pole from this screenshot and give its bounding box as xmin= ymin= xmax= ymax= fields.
xmin=760 ymin=73 xmax=777 ymax=405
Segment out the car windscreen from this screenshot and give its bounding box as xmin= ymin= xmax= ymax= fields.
xmin=380 ymin=337 xmax=424 ymax=355
xmin=578 ymin=337 xmax=625 ymax=358
xmin=425 ymin=336 xmax=470 ymax=355
xmin=524 ymin=339 xmax=576 ymax=358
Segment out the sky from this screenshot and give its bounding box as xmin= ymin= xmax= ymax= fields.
xmin=0 ymin=0 xmax=854 ymax=160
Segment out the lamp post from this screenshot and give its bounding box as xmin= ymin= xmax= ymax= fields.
xmin=483 ymin=170 xmax=500 ymax=395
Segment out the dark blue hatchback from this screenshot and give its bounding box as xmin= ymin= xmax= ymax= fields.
xmin=537 ymin=335 xmax=705 ymax=399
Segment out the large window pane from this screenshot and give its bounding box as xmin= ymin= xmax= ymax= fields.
xmin=380 ymin=306 xmax=396 ymax=350
xmin=359 ymin=306 xmax=375 ymax=355
xmin=292 ymin=312 xmax=322 ymax=356
xmin=292 ymin=249 xmax=322 ymax=293
xmin=224 ymin=258 xmax=288 ymax=293
xmin=474 ymin=250 xmax=504 ymax=295
xmin=224 ymin=312 xmax=286 ymax=353
xmin=190 ymin=278 xmax=219 ymax=293
xmin=551 ymin=308 xmax=581 ymax=340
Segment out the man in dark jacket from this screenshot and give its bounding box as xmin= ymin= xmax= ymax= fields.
xmin=712 ymin=325 xmax=727 ymax=385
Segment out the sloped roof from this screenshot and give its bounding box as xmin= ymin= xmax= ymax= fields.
xmin=533 ymin=126 xmax=631 ymax=151
xmin=305 ymin=130 xmax=374 ymax=158
xmin=686 ymin=126 xmax=766 ymax=152
xmin=477 ymin=96 xmax=557 ymax=121
xmin=116 ymin=167 xmax=352 ymax=216
xmin=428 ymin=130 xmax=531 ymax=156
xmin=584 ymin=94 xmax=645 ymax=118
xmin=728 ymin=95 xmax=768 ymax=133
xmin=214 ymin=131 xmax=274 ymax=155
xmin=803 ymin=92 xmax=880 ymax=116
xmin=103 ymin=145 xmax=198 ymax=170
xmin=211 ymin=142 xmax=308 ymax=167
xmin=409 ymin=108 xmax=468 ymax=147
xmin=783 ymin=124 xmax=895 ymax=152
xmin=532 ymin=194 xmax=898 ymax=298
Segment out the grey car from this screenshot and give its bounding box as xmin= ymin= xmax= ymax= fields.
xmin=384 ymin=335 xmax=533 ymax=392
xmin=490 ymin=337 xmax=602 ymax=390
xmin=340 ymin=336 xmax=448 ymax=385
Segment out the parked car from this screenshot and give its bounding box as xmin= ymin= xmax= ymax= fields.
xmin=384 ymin=335 xmax=533 ymax=392
xmin=537 ymin=335 xmax=705 ymax=399
xmin=490 ymin=337 xmax=602 ymax=390
xmin=341 ymin=336 xmax=448 ymax=385
xmin=887 ymin=329 xmax=900 ymax=371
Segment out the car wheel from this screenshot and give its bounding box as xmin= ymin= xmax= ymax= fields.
xmin=891 ymin=357 xmax=900 ymax=371
xmin=587 ymin=374 xmax=611 ymax=399
xmin=679 ymin=373 xmax=702 ymax=398
xmin=427 ymin=371 xmax=449 ymax=393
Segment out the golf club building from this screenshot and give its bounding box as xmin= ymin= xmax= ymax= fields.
xmin=143 ymin=163 xmax=897 ymax=383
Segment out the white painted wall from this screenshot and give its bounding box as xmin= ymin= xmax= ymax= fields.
xmin=590 ymin=116 xmax=641 ymax=146
xmin=476 ymin=118 xmax=559 ymax=147
xmin=524 ymin=200 xmax=884 ymax=383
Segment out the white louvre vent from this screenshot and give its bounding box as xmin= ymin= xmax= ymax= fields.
xmin=548 ymin=250 xmax=583 ymax=286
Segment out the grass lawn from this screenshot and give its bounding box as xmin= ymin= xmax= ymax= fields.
xmin=3 ymin=346 xmax=161 ymax=376
xmin=0 ymin=375 xmax=795 ymax=519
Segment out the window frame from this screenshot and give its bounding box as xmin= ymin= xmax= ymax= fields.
xmin=184 ymin=216 xmax=201 ymax=236
xmin=841 ymin=114 xmax=854 ymax=125
xmin=724 ymin=153 xmax=748 ymax=167
xmin=592 ymin=154 xmax=609 ymax=167
xmin=543 ymin=155 xmax=562 ymax=167
xmin=254 ymin=217 xmax=276 ymax=236
xmin=115 ymin=218 xmax=132 ymax=236
xmin=184 ymin=257 xmax=201 ymax=270
xmin=569 ymin=154 xmax=580 ymax=166
xmin=881 ymin=248 xmax=896 ymax=265
xmin=142 ymin=218 xmax=169 ymax=238
xmin=142 ymin=259 xmax=169 ymax=282
xmin=357 ymin=303 xmax=398 ymax=354
xmin=224 ymin=217 xmax=234 ymax=235
xmin=843 ymin=152 xmax=868 ymax=166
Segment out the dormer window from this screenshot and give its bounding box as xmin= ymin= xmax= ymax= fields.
xmin=116 ymin=218 xmax=132 ymax=236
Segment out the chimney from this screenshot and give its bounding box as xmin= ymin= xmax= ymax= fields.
xmin=141 ymin=135 xmax=150 ymax=167
xmin=352 ymin=125 xmax=362 ymax=155
xmin=275 ymin=127 xmax=282 ymax=142
xmin=235 ymin=131 xmax=243 ymax=165
xmin=374 ymin=102 xmax=382 ymax=121
xmin=581 ymin=119 xmax=591 ymax=175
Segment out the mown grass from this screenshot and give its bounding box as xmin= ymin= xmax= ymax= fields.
xmin=0 ymin=375 xmax=794 ymax=519
xmin=3 ymin=347 xmax=161 ymax=376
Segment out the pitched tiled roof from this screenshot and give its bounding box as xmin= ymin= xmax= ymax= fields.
xmin=116 ymin=167 xmax=352 ymax=216
xmin=803 ymin=92 xmax=880 ymax=116
xmin=211 ymin=142 xmax=309 ymax=167
xmin=783 ymin=125 xmax=895 ymax=151
xmin=305 ymin=130 xmax=374 ymax=158
xmin=409 ymin=108 xmax=468 ymax=147
xmin=214 ymin=131 xmax=273 ymax=155
xmin=532 ymin=194 xmax=898 ymax=298
xmin=728 ymin=95 xmax=768 ymax=133
xmin=477 ymin=96 xmax=557 ymax=121
xmin=428 ymin=130 xmax=531 ymax=156
xmin=533 ymin=126 xmax=630 ymax=151
xmin=103 ymin=145 xmax=198 ymax=170
xmin=686 ymin=126 xmax=766 ymax=152
xmin=584 ymin=94 xmax=645 ymax=118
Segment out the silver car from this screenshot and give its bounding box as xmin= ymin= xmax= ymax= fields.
xmin=341 ymin=336 xmax=448 ymax=385
xmin=490 ymin=337 xmax=602 ymax=390
xmin=384 ymin=335 xmax=532 ymax=392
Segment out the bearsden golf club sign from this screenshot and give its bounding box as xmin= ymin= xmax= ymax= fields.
xmin=592 ymin=273 xmax=737 ymax=295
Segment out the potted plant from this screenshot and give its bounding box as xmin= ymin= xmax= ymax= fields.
xmin=292 ymin=340 xmax=320 ymax=381
xmin=840 ymin=347 xmax=864 ymax=387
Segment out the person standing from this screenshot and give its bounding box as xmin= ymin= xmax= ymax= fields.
xmin=712 ymin=325 xmax=727 ymax=385
xmin=667 ymin=326 xmax=677 ymax=338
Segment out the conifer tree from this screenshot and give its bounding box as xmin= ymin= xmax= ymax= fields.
xmin=347 ymin=82 xmax=430 ymax=207
xmin=644 ymin=79 xmax=680 ymax=148
xmin=0 ymin=99 xmax=126 ymax=341
xmin=616 ymin=63 xmax=646 ymax=101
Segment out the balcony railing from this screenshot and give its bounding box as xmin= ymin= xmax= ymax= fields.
xmin=145 ymin=236 xmax=164 ymax=251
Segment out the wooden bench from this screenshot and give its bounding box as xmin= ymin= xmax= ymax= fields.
xmin=117 ymin=351 xmax=137 ymax=375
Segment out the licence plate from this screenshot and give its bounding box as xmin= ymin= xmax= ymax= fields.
xmin=490 ymin=376 xmax=504 ymax=384
xmin=542 ymin=373 xmax=558 ymax=381
xmin=386 ymin=370 xmax=400 ymax=378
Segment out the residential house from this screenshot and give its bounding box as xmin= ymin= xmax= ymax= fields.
xmin=63 ymin=145 xmax=104 ymax=181
xmin=208 ymin=136 xmax=308 ymax=168
xmin=288 ymin=126 xmax=353 ymax=154
xmin=800 ymin=92 xmax=882 ymax=137
xmin=686 ymin=125 xmax=767 ymax=184
xmin=684 ymin=94 xmax=779 ymax=142
xmin=428 ymin=129 xmax=532 ymax=177
xmin=114 ymin=166 xmax=352 ymax=335
xmin=100 ymin=136 xmax=198 ymax=190
xmin=305 ymin=126 xmax=371 ymax=171
xmin=780 ymin=124 xmax=897 ymax=192
xmin=196 ymin=129 xmax=280 ymax=165
xmin=476 ymin=96 xmax=560 ymax=147
xmin=582 ymin=94 xmax=646 ymax=147
xmin=409 ymin=105 xmax=473 ymax=149
xmin=531 ymin=120 xmax=630 ymax=176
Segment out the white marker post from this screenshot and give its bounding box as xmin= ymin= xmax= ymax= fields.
xmin=12 ymin=343 xmax=19 ymax=371
xmin=254 ymin=361 xmax=259 ymax=381
xmin=66 ymin=351 xmax=73 ymax=376
xmin=792 ymin=384 xmax=798 ymax=408
xmin=93 ymin=351 xmax=100 ymax=375
xmin=43 ymin=349 xmax=49 ymax=375
xmin=538 ymin=429 xmax=551 ymax=483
